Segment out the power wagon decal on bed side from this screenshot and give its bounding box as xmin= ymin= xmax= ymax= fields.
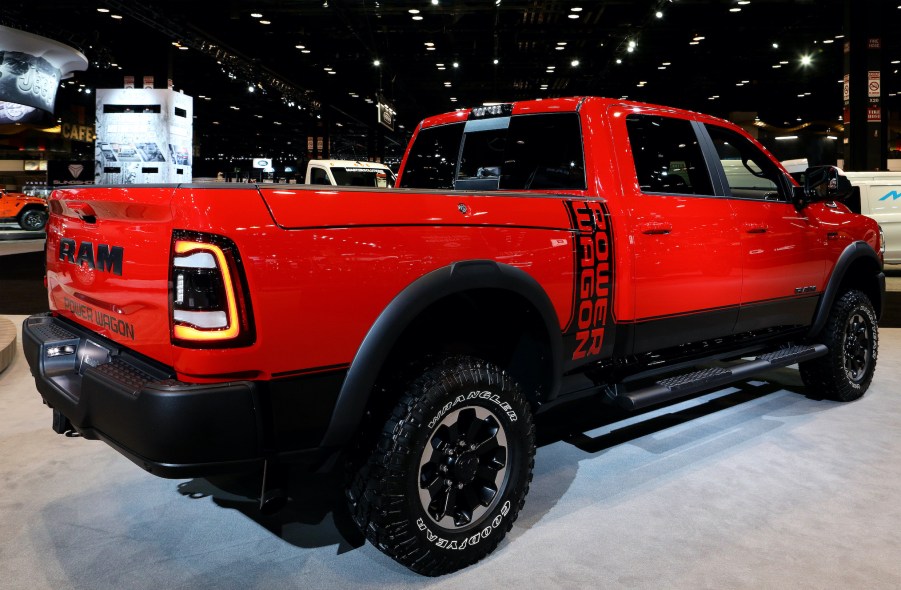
xmin=563 ymin=200 xmax=614 ymax=365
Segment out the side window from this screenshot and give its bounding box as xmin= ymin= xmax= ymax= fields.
xmin=398 ymin=122 xmax=464 ymax=189
xmin=309 ymin=167 xmax=331 ymax=185
xmin=500 ymin=113 xmax=586 ymax=190
xmin=705 ymin=124 xmax=784 ymax=200
xmin=625 ymin=114 xmax=713 ymax=196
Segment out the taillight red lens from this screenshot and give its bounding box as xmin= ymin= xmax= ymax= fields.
xmin=170 ymin=232 xmax=254 ymax=347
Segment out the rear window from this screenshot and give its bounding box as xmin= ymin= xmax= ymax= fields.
xmin=399 ymin=112 xmax=585 ymax=191
xmin=399 ymin=123 xmax=464 ymax=189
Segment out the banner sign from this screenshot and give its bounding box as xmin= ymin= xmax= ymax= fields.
xmin=378 ymin=101 xmax=395 ymax=131
xmin=47 ymin=160 xmax=95 ymax=186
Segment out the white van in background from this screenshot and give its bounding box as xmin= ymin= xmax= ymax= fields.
xmin=305 ymin=160 xmax=396 ymax=188
xmin=782 ymin=159 xmax=901 ymax=264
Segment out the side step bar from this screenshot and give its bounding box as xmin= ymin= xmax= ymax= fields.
xmin=615 ymin=344 xmax=828 ymax=411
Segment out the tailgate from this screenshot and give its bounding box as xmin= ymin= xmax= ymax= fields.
xmin=46 ymin=186 xmax=177 ymax=366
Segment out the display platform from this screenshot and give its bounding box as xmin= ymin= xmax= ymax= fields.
xmin=1 ymin=314 xmax=901 ymax=589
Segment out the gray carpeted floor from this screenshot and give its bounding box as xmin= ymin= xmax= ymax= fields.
xmin=2 ymin=314 xmax=901 ymax=589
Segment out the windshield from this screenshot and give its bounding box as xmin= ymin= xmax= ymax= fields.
xmin=331 ymin=167 xmax=396 ymax=188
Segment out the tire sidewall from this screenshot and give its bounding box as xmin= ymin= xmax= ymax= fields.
xmin=835 ymin=293 xmax=877 ymax=395
xmin=19 ymin=208 xmax=47 ymax=231
xmin=404 ymin=377 xmax=532 ymax=559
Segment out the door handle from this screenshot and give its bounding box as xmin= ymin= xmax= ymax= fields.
xmin=640 ymin=222 xmax=672 ymax=235
xmin=743 ymin=223 xmax=768 ymax=234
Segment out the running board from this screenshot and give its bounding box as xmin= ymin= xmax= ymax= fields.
xmin=614 ymin=344 xmax=828 ymax=411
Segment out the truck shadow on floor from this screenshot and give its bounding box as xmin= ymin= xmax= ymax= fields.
xmin=173 ymin=366 xmax=821 ymax=554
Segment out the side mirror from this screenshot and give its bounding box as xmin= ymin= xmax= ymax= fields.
xmin=791 ymin=165 xmax=852 ymax=208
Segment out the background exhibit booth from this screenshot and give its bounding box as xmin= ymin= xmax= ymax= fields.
xmin=94 ymin=87 xmax=193 ymax=184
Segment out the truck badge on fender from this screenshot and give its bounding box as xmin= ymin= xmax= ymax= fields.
xmin=58 ymin=238 xmax=124 ymax=276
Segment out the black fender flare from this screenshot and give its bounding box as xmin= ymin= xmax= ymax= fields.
xmin=319 ymin=259 xmax=563 ymax=447
xmin=806 ymin=241 xmax=885 ymax=338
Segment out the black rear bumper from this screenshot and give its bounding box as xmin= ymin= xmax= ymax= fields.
xmin=22 ymin=314 xmax=334 ymax=478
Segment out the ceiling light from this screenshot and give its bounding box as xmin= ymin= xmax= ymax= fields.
xmin=408 ymin=9 xmax=420 ymax=13
xmin=301 ymin=49 xmax=311 ymax=54
xmin=412 ymin=15 xmax=423 ymax=20
xmin=616 ymin=58 xmax=622 ymax=64
xmin=662 ymin=62 xmax=671 ymax=66
xmin=729 ymin=7 xmax=741 ymax=12
xmin=97 ymin=7 xmax=109 ymax=12
xmin=772 ymin=42 xmax=779 ymax=49
xmin=571 ymin=6 xmax=582 ymax=11
xmin=823 ymin=39 xmax=834 ymax=44
xmin=324 ymin=67 xmax=332 ymax=71
xmin=251 ymin=12 xmax=262 ymax=17
xmin=555 ymin=46 xmax=564 ymax=50
xmin=111 ymin=14 xmax=123 ymax=19
xmin=373 ymin=59 xmax=381 ymax=66
xmin=775 ymin=136 xmax=798 ymax=140
xmin=655 ymin=11 xmax=663 ymax=18
xmin=557 ymin=42 xmax=567 ymax=46
xmin=493 ymin=59 xmax=499 ymax=64
xmin=259 ymin=20 xmax=271 ymax=24
xmin=295 ymin=45 xmax=305 ymax=49
xmin=800 ymin=55 xmax=813 ymax=66
xmin=432 ymin=0 xmax=439 ymax=4
xmin=738 ymin=0 xmax=750 ymax=4
xmin=424 ymin=42 xmax=434 ymax=46
xmin=772 ymin=64 xmax=781 ymax=68
xmin=453 ymin=62 xmax=459 ymax=68
xmin=568 ymin=14 xmax=579 ymax=19
xmin=692 ymin=35 xmax=705 ymax=41
xmin=628 ymin=40 xmax=636 ymax=49
xmin=571 ymin=59 xmax=580 ymax=67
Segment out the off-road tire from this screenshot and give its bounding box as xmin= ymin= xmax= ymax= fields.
xmin=17 ymin=207 xmax=47 ymax=231
xmin=800 ymin=289 xmax=878 ymax=401
xmin=346 ymin=355 xmax=535 ymax=576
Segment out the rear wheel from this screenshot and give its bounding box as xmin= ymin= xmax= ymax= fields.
xmin=17 ymin=207 xmax=47 ymax=231
xmin=800 ymin=289 xmax=878 ymax=401
xmin=346 ymin=355 xmax=535 ymax=576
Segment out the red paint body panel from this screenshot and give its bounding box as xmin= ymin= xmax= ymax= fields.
xmin=47 ymin=185 xmax=579 ymax=381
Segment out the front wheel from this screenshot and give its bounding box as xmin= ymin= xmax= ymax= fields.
xmin=800 ymin=289 xmax=878 ymax=401
xmin=346 ymin=355 xmax=535 ymax=576
xmin=18 ymin=208 xmax=47 ymax=231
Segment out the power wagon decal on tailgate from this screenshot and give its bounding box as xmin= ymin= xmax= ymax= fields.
xmin=563 ymin=200 xmax=614 ymax=365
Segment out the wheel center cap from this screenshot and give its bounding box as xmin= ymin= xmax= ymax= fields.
xmin=453 ymin=454 xmax=478 ymax=484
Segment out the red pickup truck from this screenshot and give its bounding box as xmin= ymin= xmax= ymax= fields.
xmin=23 ymin=96 xmax=884 ymax=575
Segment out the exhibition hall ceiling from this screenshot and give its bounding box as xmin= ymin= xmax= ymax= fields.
xmin=2 ymin=0 xmax=899 ymax=159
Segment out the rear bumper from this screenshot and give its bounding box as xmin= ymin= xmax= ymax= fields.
xmin=22 ymin=314 xmax=333 ymax=478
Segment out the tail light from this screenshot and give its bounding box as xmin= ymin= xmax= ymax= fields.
xmin=170 ymin=231 xmax=255 ymax=348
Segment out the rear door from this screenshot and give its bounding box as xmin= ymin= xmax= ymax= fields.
xmin=611 ymin=106 xmax=742 ymax=354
